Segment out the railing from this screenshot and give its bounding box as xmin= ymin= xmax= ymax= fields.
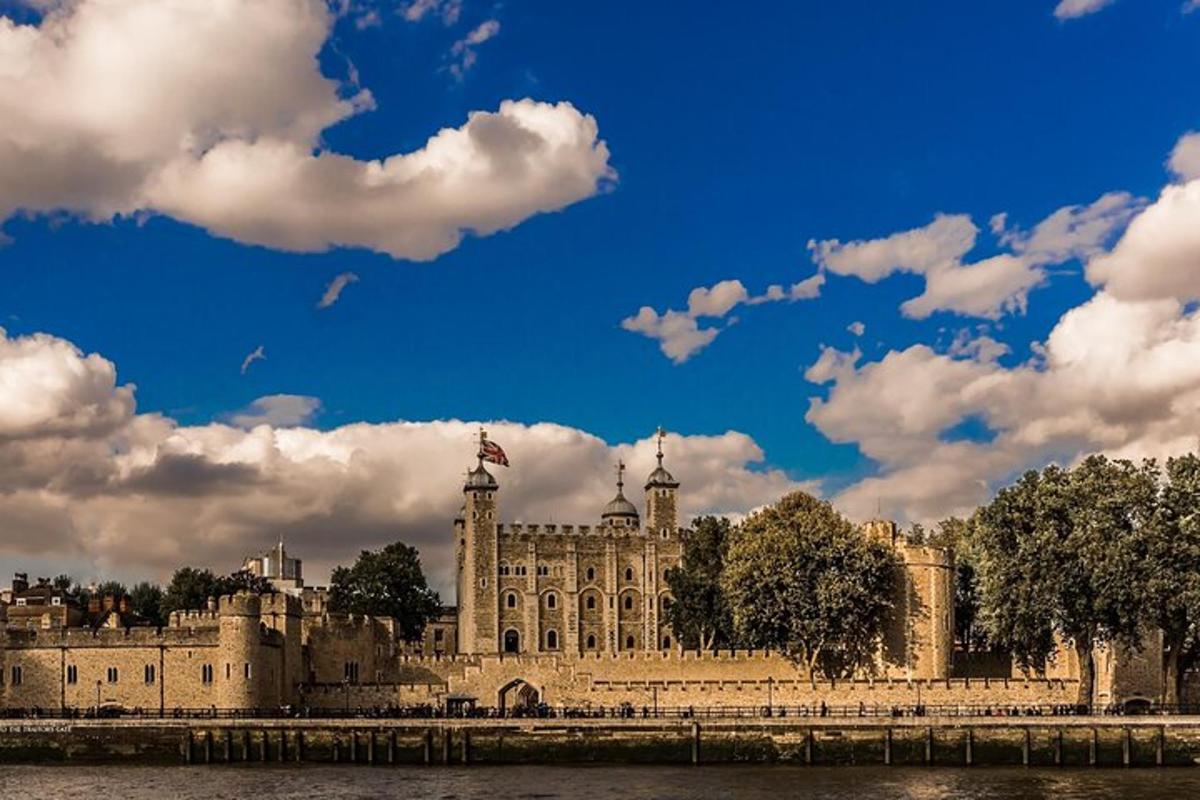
xmin=2 ymin=702 xmax=1199 ymax=721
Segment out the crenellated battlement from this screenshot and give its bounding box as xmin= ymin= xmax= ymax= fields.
xmin=1 ymin=624 xmax=220 ymax=648
xmin=497 ymin=521 xmax=674 ymax=538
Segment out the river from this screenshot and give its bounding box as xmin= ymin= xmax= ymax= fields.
xmin=2 ymin=765 xmax=1199 ymax=799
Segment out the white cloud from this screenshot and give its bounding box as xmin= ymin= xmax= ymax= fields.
xmin=240 ymin=346 xmax=266 ymax=375
xmin=0 ymin=1 xmax=612 ymax=260
xmin=400 ymin=0 xmax=461 ymax=25
xmin=317 ymin=272 xmax=360 ymax=309
xmin=1054 ymin=0 xmax=1117 ymax=20
xmin=809 ymin=193 xmax=1141 ymax=319
xmin=847 ymin=321 xmax=865 ymax=337
xmin=229 ymin=395 xmax=321 ymax=429
xmin=0 ymin=329 xmax=811 ymax=591
xmin=1086 ymin=180 xmax=1200 ymax=301
xmin=622 ymin=275 xmax=824 ymax=363
xmin=1169 ymin=132 xmax=1200 ymax=182
xmin=448 ymin=19 xmax=500 ymax=80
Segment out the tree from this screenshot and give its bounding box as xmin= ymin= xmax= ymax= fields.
xmin=928 ymin=516 xmax=988 ymax=653
xmin=974 ymin=457 xmax=1154 ymax=706
xmin=1143 ymin=454 xmax=1200 ymax=706
xmin=161 ymin=568 xmax=274 ymax=615
xmin=130 ymin=582 xmax=166 ymax=627
xmin=721 ymin=491 xmax=899 ymax=678
xmin=96 ymin=580 xmax=128 ymax=599
xmin=664 ymin=516 xmax=736 ymax=650
xmin=328 ymin=542 xmax=441 ymax=642
xmin=52 ymin=574 xmax=73 ymax=591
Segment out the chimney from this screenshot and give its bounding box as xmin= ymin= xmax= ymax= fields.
xmin=12 ymin=573 xmax=28 ymax=594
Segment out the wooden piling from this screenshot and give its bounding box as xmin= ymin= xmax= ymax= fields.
xmin=1089 ymin=728 xmax=1098 ymax=767
xmin=242 ymin=730 xmax=251 ymax=762
xmin=333 ymin=737 xmax=341 ymax=764
xmin=924 ymin=727 xmax=933 ymax=766
xmin=295 ymin=731 xmax=304 ymax=763
xmin=1022 ymin=729 xmax=1031 ymax=766
xmin=692 ymin=721 xmax=702 ymax=765
xmin=883 ymin=728 xmax=892 ymax=766
xmin=278 ymin=731 xmax=286 ymax=762
xmin=350 ymin=731 xmax=358 ymax=764
xmin=182 ymin=732 xmax=193 ymax=765
xmin=804 ymin=728 xmax=813 ymax=765
xmin=1158 ymin=726 xmax=1166 ymax=767
xmin=442 ymin=728 xmax=452 ymax=765
xmin=223 ymin=729 xmax=232 ymax=763
xmin=368 ymin=731 xmax=376 ymax=766
xmin=1054 ymin=729 xmax=1062 ymax=766
xmin=259 ymin=730 xmax=268 ymax=762
xmin=424 ymin=729 xmax=433 ymax=765
xmin=203 ymin=730 xmax=213 ymax=764
xmin=461 ymin=730 xmax=471 ymax=765
xmin=964 ymin=728 xmax=973 ymax=767
xmin=1123 ymin=728 xmax=1131 ymax=768
xmin=388 ymin=731 xmax=396 ymax=765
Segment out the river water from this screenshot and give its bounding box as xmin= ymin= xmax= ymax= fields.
xmin=2 ymin=765 xmax=1200 ymax=799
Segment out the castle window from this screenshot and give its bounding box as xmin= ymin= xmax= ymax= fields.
xmin=586 ymin=634 xmax=597 ymax=649
xmin=661 ymin=529 xmax=669 ymax=539
xmin=499 ymin=563 xmax=510 ymax=576
xmin=144 ymin=665 xmax=156 ymax=684
xmin=226 ymin=663 xmax=232 ymax=680
xmin=202 ymin=664 xmax=213 ymax=684
xmin=546 ymin=593 xmax=557 ymax=609
xmin=244 ymin=663 xmax=252 ymax=680
xmin=106 ymin=667 xmax=118 ymax=684
xmin=624 ymin=567 xmax=634 ymax=582
xmin=586 ymin=596 xmax=596 ymax=611
xmin=505 ymin=591 xmax=518 ymax=609
xmin=625 ymin=635 xmax=635 ymax=650
xmin=662 ymin=635 xmax=672 ymax=649
xmin=546 ymin=630 xmax=559 ymax=650
xmin=537 ymin=565 xmax=549 ymax=577
xmin=10 ymin=666 xmax=22 ymax=686
xmin=623 ymin=595 xmax=633 ymax=610
xmin=343 ymin=661 xmax=359 ymax=683
xmin=66 ymin=665 xmax=77 ymax=685
xmin=434 ymin=628 xmax=445 ymax=642
xmin=480 ymin=578 xmax=488 ymax=588
xmin=585 ymin=567 xmax=595 ymax=582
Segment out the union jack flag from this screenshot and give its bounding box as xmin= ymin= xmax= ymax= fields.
xmin=480 ymin=439 xmax=510 ymax=467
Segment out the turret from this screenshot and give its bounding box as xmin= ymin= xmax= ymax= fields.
xmin=601 ymin=461 xmax=640 ymax=528
xmin=457 ymin=429 xmax=501 ymax=654
xmin=644 ymin=427 xmax=679 ymax=536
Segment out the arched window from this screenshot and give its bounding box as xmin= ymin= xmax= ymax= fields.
xmin=586 ymin=595 xmax=596 ymax=610
xmin=505 ymin=592 xmax=518 ymax=609
xmin=503 ymin=629 xmax=520 ymax=653
xmin=623 ymin=595 xmax=633 ymax=610
xmin=625 ymin=635 xmax=635 ymax=649
xmin=546 ymin=630 xmax=558 ymax=649
xmin=499 ymin=563 xmax=510 ymax=576
xmin=585 ymin=567 xmax=595 ymax=582
xmin=624 ymin=567 xmax=634 ymax=581
xmin=586 ymin=634 xmax=597 ymax=649
xmin=662 ymin=635 xmax=672 ymax=649
xmin=546 ymin=592 xmax=557 ymax=609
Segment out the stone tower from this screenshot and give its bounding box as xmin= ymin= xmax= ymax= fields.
xmin=456 ymin=444 xmax=500 ymax=655
xmin=216 ymin=593 xmax=263 ymax=709
xmin=644 ymin=427 xmax=680 ymax=535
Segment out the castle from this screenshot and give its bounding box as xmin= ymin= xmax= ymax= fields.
xmin=0 ymin=435 xmax=1162 ymax=714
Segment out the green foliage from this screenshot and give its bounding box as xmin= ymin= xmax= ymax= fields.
xmin=52 ymin=574 xmax=73 ymax=591
xmin=721 ymin=491 xmax=899 ymax=678
xmin=161 ymin=567 xmax=274 ymax=615
xmin=96 ymin=580 xmax=127 ymax=599
xmin=129 ymin=582 xmax=166 ymax=627
xmin=974 ymin=456 xmax=1155 ymax=705
xmin=328 ymin=542 xmax=441 ymax=642
xmin=1142 ymin=454 xmax=1200 ymax=704
xmin=664 ymin=516 xmax=736 ymax=650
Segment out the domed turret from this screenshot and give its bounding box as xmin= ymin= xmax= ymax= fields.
xmin=645 ymin=426 xmax=680 ymax=490
xmin=464 ymin=463 xmax=498 ymax=491
xmin=601 ymin=460 xmax=640 ymax=525
xmin=644 ymin=427 xmax=679 ymax=535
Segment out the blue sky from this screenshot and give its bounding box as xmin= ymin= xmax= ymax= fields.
xmin=2 ymin=0 xmax=1200 ymax=583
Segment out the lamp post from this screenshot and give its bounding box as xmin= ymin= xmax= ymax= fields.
xmin=343 ymin=679 xmax=350 ymax=715
xmin=95 ymin=679 xmax=101 ymax=716
xmin=768 ymin=676 xmax=774 ymax=716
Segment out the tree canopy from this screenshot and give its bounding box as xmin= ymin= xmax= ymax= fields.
xmin=974 ymin=456 xmax=1154 ymax=705
xmin=161 ymin=567 xmax=274 ymax=615
xmin=721 ymin=491 xmax=899 ymax=678
xmin=664 ymin=515 xmax=736 ymax=650
xmin=328 ymin=542 xmax=441 ymax=642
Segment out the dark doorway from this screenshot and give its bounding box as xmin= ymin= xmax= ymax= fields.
xmin=499 ymin=679 xmax=540 ymax=715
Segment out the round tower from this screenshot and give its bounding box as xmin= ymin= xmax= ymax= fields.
xmin=217 ymin=592 xmax=262 ymax=709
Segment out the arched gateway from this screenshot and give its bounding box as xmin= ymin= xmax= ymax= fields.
xmin=498 ymin=678 xmax=540 ymax=714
